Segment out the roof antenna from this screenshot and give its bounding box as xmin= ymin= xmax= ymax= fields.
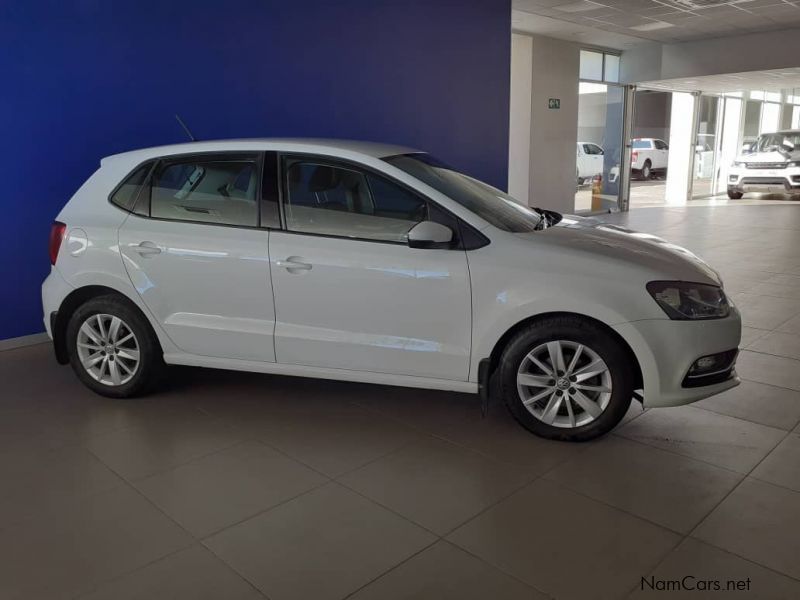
xmin=174 ymin=114 xmax=196 ymax=142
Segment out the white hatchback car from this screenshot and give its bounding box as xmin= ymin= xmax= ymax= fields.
xmin=43 ymin=139 xmax=741 ymax=441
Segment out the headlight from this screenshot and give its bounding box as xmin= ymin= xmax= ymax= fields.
xmin=789 ymin=161 xmax=800 ymax=168
xmin=732 ymin=161 xmax=744 ymax=167
xmin=646 ymin=281 xmax=730 ymax=320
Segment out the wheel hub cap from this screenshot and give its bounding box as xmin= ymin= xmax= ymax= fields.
xmin=516 ymin=340 xmax=613 ymax=429
xmin=76 ymin=313 xmax=140 ymax=387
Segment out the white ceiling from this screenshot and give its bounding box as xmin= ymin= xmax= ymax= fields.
xmin=513 ymin=0 xmax=800 ymax=47
xmin=640 ymin=66 xmax=800 ymax=92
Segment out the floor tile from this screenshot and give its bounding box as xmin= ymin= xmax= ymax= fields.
xmin=736 ymin=350 xmax=800 ymax=392
xmin=136 ymin=440 xmax=328 ymax=537
xmin=777 ymin=313 xmax=800 ymax=334
xmin=730 ymin=293 xmax=800 ymax=330
xmin=630 ymin=538 xmax=800 ymax=599
xmin=694 ymin=379 xmax=800 ymax=431
xmin=0 ymin=444 xmax=122 ymax=528
xmin=0 ymin=484 xmax=192 ymax=600
xmin=546 ymin=436 xmax=742 ymax=533
xmin=432 ymin=408 xmax=592 ymax=474
xmin=448 ymin=479 xmax=680 ymax=600
xmin=750 ymin=433 xmax=800 ymax=492
xmin=230 ymin=406 xmax=421 ymax=478
xmin=84 ymin=410 xmax=244 ymax=480
xmin=349 ymin=540 xmax=545 ymax=600
xmin=205 ymin=483 xmax=436 ymax=600
xmin=616 ymin=405 xmax=785 ymax=473
xmin=77 ymin=545 xmax=263 ymax=600
xmin=339 ymin=436 xmax=534 ymax=535
xmin=748 ymin=330 xmax=800 ymax=361
xmin=740 ymin=326 xmax=769 ymax=347
xmin=693 ymin=478 xmax=800 ymax=579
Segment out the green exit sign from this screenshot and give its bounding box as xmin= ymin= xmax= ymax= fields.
xmin=548 ymin=98 xmax=560 ymax=109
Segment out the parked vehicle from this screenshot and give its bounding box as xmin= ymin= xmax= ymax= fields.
xmin=576 ymin=142 xmax=604 ymax=185
xmin=727 ymin=129 xmax=800 ymax=199
xmin=631 ymin=138 xmax=669 ymax=180
xmin=43 ymin=139 xmax=741 ymax=441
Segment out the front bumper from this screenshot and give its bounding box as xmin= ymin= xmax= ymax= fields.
xmin=612 ymin=306 xmax=742 ymax=408
xmin=728 ymin=167 xmax=800 ymax=194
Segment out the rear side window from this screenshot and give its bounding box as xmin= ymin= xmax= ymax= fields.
xmin=632 ymin=140 xmax=651 ymax=149
xmin=150 ymin=158 xmax=259 ymax=227
xmin=110 ymin=162 xmax=153 ymax=212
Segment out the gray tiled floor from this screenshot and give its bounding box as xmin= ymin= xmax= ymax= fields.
xmin=2 ymin=204 xmax=800 ymax=599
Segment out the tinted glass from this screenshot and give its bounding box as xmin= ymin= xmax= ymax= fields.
xmin=151 ymin=159 xmax=258 ymax=226
xmin=384 ymin=154 xmax=544 ymax=233
xmin=110 ymin=162 xmax=152 ymax=212
xmin=284 ymin=161 xmax=427 ymax=242
xmin=579 ymin=50 xmax=603 ymax=81
xmin=604 ymin=54 xmax=620 ymax=83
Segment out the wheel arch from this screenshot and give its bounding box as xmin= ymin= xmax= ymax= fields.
xmin=52 ymin=285 xmax=162 ymax=365
xmin=486 ymin=311 xmax=644 ymax=392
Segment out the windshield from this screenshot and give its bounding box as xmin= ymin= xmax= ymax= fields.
xmin=383 ymin=154 xmax=545 ymax=232
xmin=756 ymin=132 xmax=800 ymax=153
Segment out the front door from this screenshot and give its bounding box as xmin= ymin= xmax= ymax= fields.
xmin=118 ymin=153 xmax=276 ymax=362
xmin=269 ymin=157 xmax=472 ymax=380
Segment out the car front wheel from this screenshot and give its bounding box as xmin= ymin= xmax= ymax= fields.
xmin=499 ymin=316 xmax=633 ymax=441
xmin=66 ymin=295 xmax=163 ymax=398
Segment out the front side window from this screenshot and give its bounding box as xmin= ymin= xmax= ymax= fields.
xmin=284 ymin=160 xmax=427 ymax=242
xmin=383 ymin=153 xmax=545 ymax=233
xmin=150 ymin=158 xmax=258 ymax=226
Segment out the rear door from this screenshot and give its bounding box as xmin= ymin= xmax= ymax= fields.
xmin=118 ymin=152 xmax=279 ymax=362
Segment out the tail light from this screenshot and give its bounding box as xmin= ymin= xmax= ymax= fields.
xmin=49 ymin=221 xmax=66 ymax=265
xmin=632 ymin=151 xmax=639 ymax=163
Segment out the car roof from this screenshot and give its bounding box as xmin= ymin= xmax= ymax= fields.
xmin=100 ymin=138 xmax=421 ymax=166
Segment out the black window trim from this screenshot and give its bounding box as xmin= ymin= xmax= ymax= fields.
xmin=277 ymin=151 xmax=488 ymax=250
xmin=107 ymin=151 xmax=268 ymax=232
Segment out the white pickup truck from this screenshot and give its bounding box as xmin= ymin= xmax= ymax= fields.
xmin=631 ymin=138 xmax=669 ymax=180
xmin=727 ymin=130 xmax=800 ymax=199
xmin=576 ymin=142 xmax=604 ymax=185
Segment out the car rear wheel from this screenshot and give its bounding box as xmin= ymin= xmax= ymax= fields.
xmin=640 ymin=161 xmax=652 ymax=180
xmin=499 ymin=316 xmax=633 ymax=441
xmin=727 ymin=190 xmax=743 ymax=199
xmin=66 ymin=295 xmax=164 ymax=398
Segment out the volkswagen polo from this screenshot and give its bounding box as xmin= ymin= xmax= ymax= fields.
xmin=42 ymin=139 xmax=741 ymax=441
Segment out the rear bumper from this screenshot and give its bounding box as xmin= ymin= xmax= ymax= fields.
xmin=612 ymin=307 xmax=742 ymax=408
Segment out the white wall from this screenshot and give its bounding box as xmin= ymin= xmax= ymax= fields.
xmin=509 ymin=34 xmax=580 ymax=212
xmin=621 ymin=28 xmax=800 ymax=84
xmin=508 ymin=34 xmax=533 ymax=204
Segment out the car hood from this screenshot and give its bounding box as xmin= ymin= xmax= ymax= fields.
xmin=517 ymin=214 xmax=721 ymax=286
xmin=736 ymin=150 xmax=800 ymax=162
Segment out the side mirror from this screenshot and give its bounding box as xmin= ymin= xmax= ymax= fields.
xmin=407 ymin=220 xmax=453 ymax=249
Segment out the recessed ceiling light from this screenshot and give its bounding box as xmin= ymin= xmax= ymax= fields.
xmin=555 ymin=1 xmax=604 ymax=13
xmin=630 ymin=21 xmax=675 ymax=31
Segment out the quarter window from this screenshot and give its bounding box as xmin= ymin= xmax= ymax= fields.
xmin=110 ymin=162 xmax=153 ymax=213
xmin=284 ymin=161 xmax=428 ymax=242
xmin=150 ymin=158 xmax=258 ymax=227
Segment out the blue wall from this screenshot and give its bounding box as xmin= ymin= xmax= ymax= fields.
xmin=0 ymin=0 xmax=510 ymax=340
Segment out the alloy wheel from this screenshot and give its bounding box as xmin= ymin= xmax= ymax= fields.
xmin=516 ymin=340 xmax=612 ymax=428
xmin=76 ymin=313 xmax=140 ymax=386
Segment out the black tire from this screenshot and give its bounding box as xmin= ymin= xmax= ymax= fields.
xmin=66 ymin=295 xmax=164 ymax=398
xmin=499 ymin=316 xmax=633 ymax=442
xmin=640 ymin=160 xmax=652 ymax=180
xmin=727 ymin=190 xmax=743 ymax=200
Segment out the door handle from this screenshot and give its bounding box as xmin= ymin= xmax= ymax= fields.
xmin=133 ymin=241 xmax=162 ymax=257
xmin=275 ymin=256 xmax=312 ymax=273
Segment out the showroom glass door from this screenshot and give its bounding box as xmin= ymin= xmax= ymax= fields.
xmin=691 ymin=95 xmax=721 ymax=198
xmin=575 ymin=50 xmax=628 ymax=213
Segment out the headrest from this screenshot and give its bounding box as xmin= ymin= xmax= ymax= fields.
xmin=308 ymin=166 xmax=341 ymax=192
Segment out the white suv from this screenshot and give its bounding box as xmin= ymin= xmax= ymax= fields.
xmin=727 ymin=130 xmax=800 ymax=199
xmin=631 ymin=138 xmax=669 ymax=180
xmin=42 ymin=139 xmax=741 ymax=441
